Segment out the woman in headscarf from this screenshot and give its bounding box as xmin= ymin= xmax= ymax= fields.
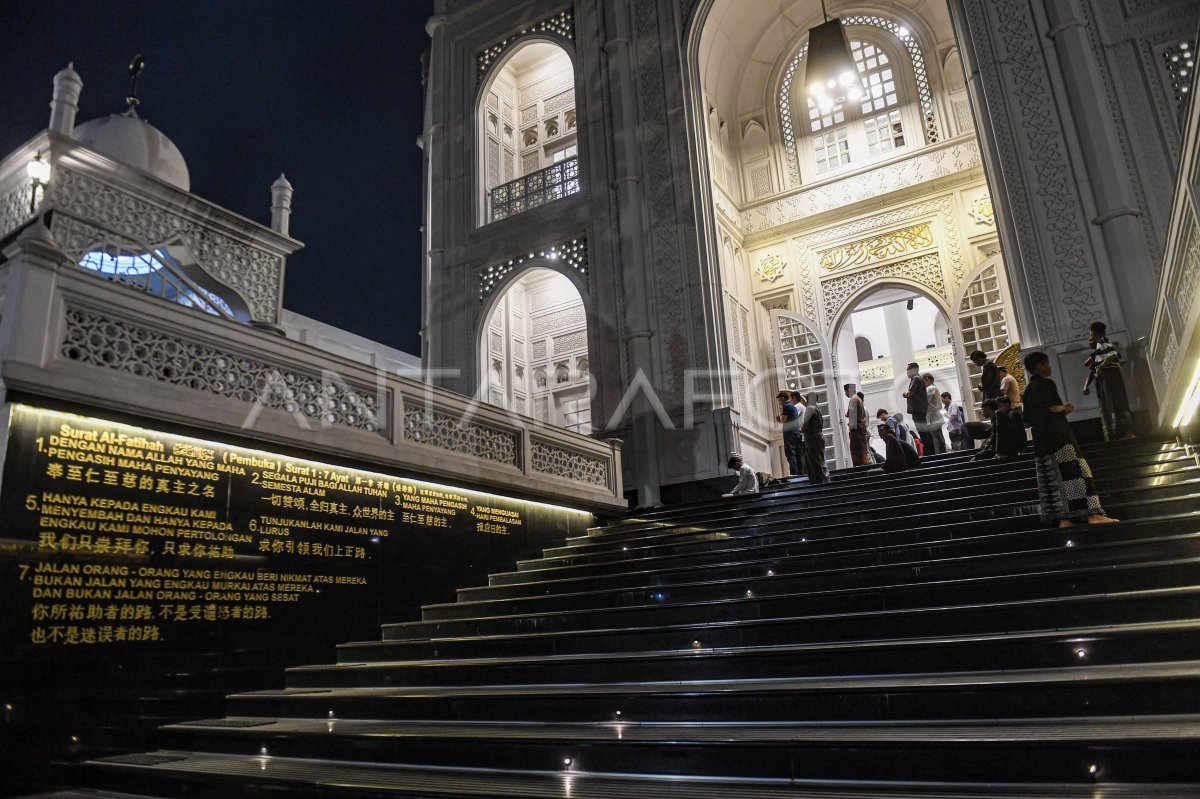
xmin=799 ymin=391 xmax=831 ymax=484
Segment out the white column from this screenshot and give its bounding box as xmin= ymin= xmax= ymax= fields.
xmin=884 ymin=302 xmax=916 ymax=374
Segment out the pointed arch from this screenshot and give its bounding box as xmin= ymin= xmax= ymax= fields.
xmin=769 ymin=309 xmax=839 ymax=467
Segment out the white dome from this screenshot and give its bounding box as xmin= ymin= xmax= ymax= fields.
xmin=73 ymin=111 xmax=190 ymax=191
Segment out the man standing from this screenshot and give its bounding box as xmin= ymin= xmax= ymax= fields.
xmin=1083 ymin=321 xmax=1134 ymax=441
xmin=798 ymin=391 xmax=831 ymax=484
xmin=844 ymin=384 xmax=870 ymax=466
xmin=998 ymin=365 xmax=1022 ymax=410
xmin=902 ymin=362 xmax=935 ymax=455
xmin=775 ymin=391 xmax=801 ymax=476
xmin=923 ymin=374 xmax=947 ymax=454
xmin=942 ymin=391 xmax=968 ymax=451
xmin=970 ymin=350 xmax=1001 ymax=401
xmin=1022 ymin=351 xmax=1118 ymax=527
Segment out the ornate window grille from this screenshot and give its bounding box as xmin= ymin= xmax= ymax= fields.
xmin=779 ymin=15 xmax=939 ymax=186
xmin=488 ymin=156 xmax=580 ymax=222
xmin=957 ymin=263 xmax=1011 ymax=408
xmin=774 ymin=314 xmax=835 ymax=466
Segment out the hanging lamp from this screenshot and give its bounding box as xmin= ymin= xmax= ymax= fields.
xmin=803 ymin=0 xmax=863 ymax=111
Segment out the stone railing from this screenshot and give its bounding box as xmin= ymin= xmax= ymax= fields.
xmin=1150 ymin=80 xmax=1200 ymax=426
xmin=0 ymin=226 xmax=625 ymax=511
xmin=489 ymin=157 xmax=580 ymax=222
xmin=859 ymin=357 xmax=894 ymax=382
xmin=916 ymin=344 xmax=956 ymax=372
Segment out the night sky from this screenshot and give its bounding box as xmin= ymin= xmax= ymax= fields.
xmin=1 ymin=0 xmax=433 ymax=355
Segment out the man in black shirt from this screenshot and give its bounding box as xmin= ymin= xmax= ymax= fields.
xmin=970 ymin=350 xmax=1001 ymax=401
xmin=1022 ymin=351 xmax=1117 ymax=527
xmin=901 ymin=362 xmax=934 ymax=455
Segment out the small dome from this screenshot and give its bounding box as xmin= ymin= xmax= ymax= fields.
xmin=73 ymin=111 xmax=190 ymax=191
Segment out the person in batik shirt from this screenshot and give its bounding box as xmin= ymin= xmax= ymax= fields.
xmin=1022 ymin=351 xmax=1118 ymax=528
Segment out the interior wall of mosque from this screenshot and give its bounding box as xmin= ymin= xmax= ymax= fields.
xmin=482 ymin=269 xmax=591 ymax=433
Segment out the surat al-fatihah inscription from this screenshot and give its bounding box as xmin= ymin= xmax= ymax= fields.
xmin=0 ymin=405 xmax=534 ymax=648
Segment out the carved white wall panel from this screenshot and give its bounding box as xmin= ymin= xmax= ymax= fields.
xmin=52 ymin=170 xmax=283 ymax=323
xmin=551 ymin=329 xmax=587 ymax=353
xmin=741 ymin=140 xmax=981 ymax=235
xmin=60 ymin=306 xmax=386 ymax=436
xmin=0 ymin=183 xmax=30 ymax=239
xmin=532 ymin=304 xmax=585 ymax=336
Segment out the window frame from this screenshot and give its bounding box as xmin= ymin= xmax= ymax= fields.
xmin=795 ymin=32 xmax=921 ymax=181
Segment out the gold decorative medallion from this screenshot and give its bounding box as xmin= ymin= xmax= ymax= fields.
xmin=756 ymin=253 xmax=786 ymax=282
xmin=969 ymin=194 xmax=995 ymax=225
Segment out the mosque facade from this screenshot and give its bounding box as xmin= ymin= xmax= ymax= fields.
xmin=420 ymin=0 xmax=1200 ymax=504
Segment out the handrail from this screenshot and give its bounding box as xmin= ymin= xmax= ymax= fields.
xmin=489 ymin=157 xmax=580 ymax=222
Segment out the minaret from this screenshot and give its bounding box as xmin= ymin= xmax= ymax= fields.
xmin=270 ymin=174 xmax=294 ymax=235
xmin=49 ymin=63 xmax=83 ymax=135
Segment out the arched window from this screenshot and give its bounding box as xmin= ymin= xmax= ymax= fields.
xmin=478 ymin=40 xmax=580 ymax=224
xmin=777 ymin=17 xmax=939 ymax=186
xmin=802 ymin=35 xmax=915 ymax=175
xmin=854 ymin=335 xmax=874 ymax=363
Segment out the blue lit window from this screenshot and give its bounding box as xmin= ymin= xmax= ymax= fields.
xmin=76 ymin=248 xmax=239 ymax=320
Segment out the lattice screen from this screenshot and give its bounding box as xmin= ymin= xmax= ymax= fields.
xmin=957 ymin=263 xmax=1011 ymax=407
xmin=775 ymin=314 xmax=835 ymax=465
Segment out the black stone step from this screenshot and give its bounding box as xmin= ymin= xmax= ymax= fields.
xmin=561 ymin=453 xmax=1190 ymax=554
xmin=82 ymin=749 xmax=1200 ymax=798
xmin=222 ymin=660 xmax=1200 ymax=723
xmin=342 ymin=584 xmax=1200 ymax=664
xmin=567 ymin=457 xmax=1194 ymax=553
xmin=466 ymin=507 xmax=1200 ymax=603
xmin=591 ymin=443 xmax=1185 ymax=533
xmin=151 ymin=715 xmax=1200 ymax=783
xmin=289 ymin=620 xmax=1200 ymax=689
xmin=419 ymin=522 xmax=1200 ymax=622
xmin=383 ymin=548 xmax=1200 ymax=644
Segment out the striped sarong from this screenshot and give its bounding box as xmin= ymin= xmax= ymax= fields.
xmin=1035 ymin=443 xmax=1104 ymax=524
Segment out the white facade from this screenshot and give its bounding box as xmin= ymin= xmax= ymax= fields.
xmin=423 ymin=0 xmax=1197 ymax=502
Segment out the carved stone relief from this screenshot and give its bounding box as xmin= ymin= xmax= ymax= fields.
xmin=60 ymin=306 xmax=386 ymax=436
xmin=740 ymin=140 xmax=981 ymax=234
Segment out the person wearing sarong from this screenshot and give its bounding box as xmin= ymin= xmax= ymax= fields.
xmin=1082 ymin=321 xmax=1134 ymax=441
xmin=798 ymin=391 xmax=831 ymax=484
xmin=1022 ymin=351 xmax=1118 ymax=528
xmin=844 ymin=384 xmax=871 ymax=466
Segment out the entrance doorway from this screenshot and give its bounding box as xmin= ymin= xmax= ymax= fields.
xmin=832 ymin=287 xmax=963 ymax=460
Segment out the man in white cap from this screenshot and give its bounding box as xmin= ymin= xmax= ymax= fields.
xmin=723 ymin=453 xmax=759 ymax=497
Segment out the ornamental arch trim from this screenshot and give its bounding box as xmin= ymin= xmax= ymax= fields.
xmin=474 ymin=32 xmax=579 ymax=106
xmin=475 ymin=10 xmax=576 ymax=82
xmin=821 ymin=253 xmax=949 ymax=331
xmin=478 ymin=236 xmax=590 ymax=303
xmin=824 ymin=277 xmax=953 ymax=345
